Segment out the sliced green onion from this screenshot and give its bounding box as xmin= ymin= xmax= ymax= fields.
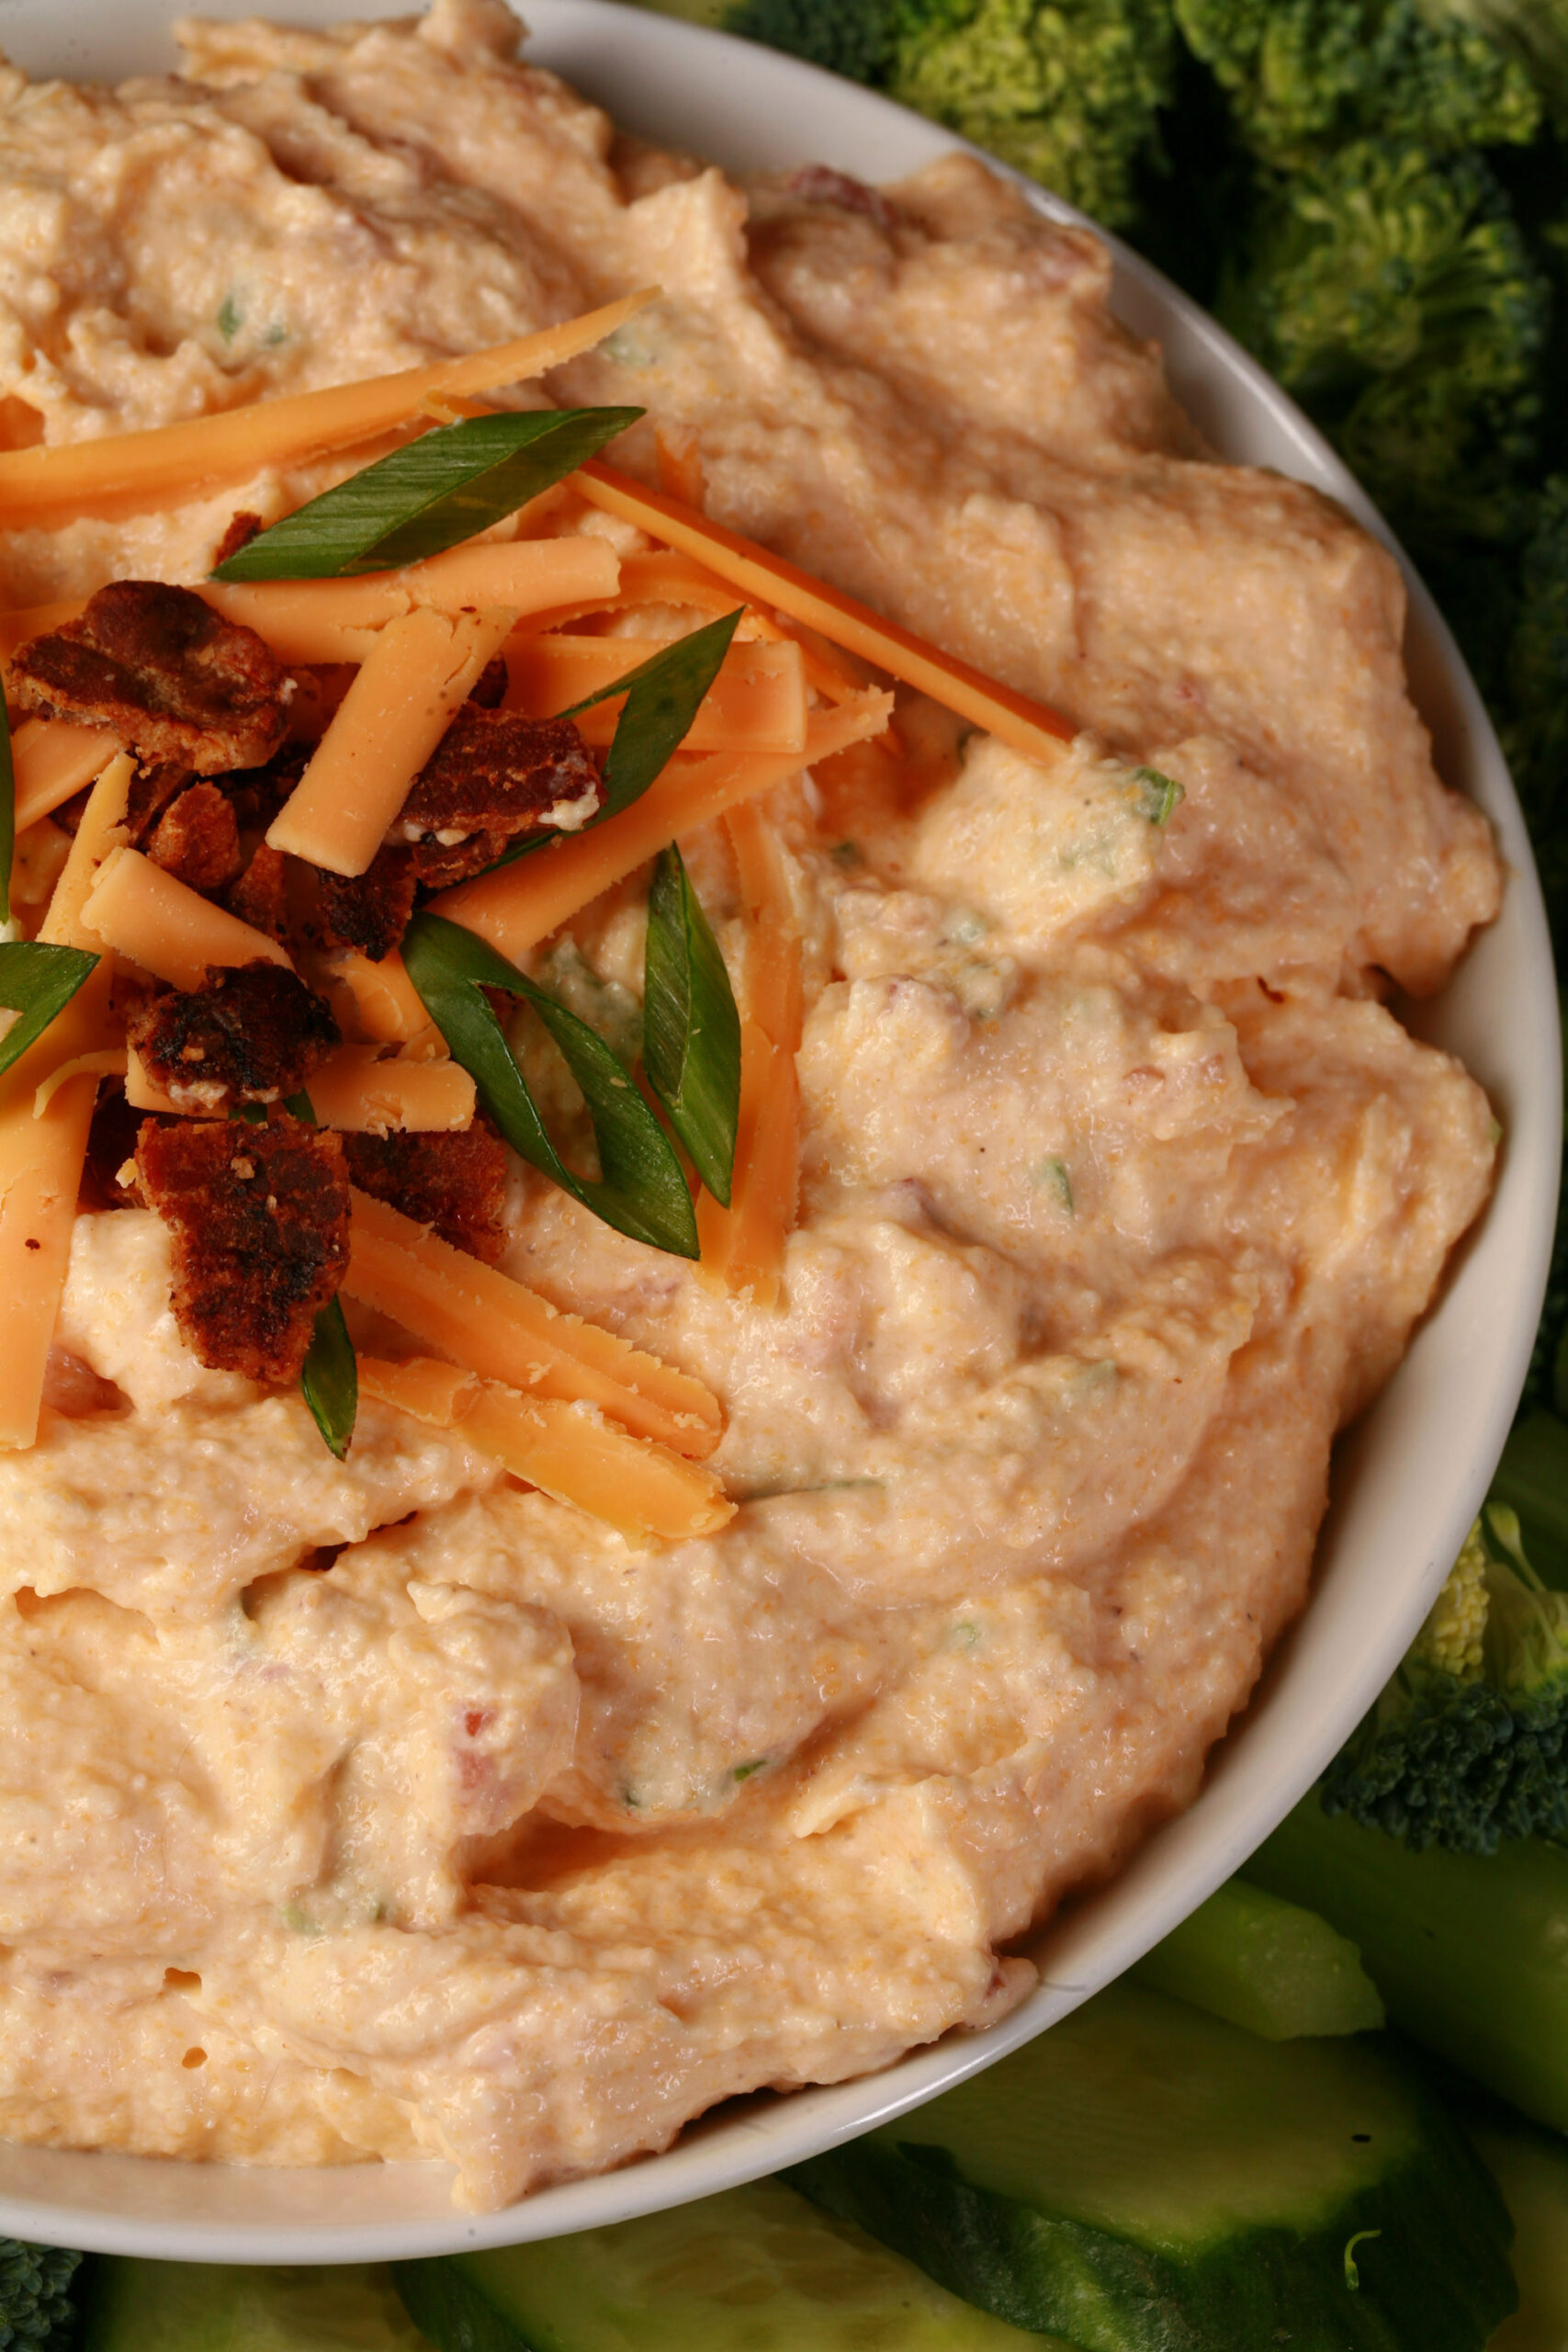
xmin=0 ymin=942 xmax=99 ymax=1082
xmin=299 ymin=1296 xmax=357 ymax=1462
xmin=402 ymin=911 xmax=698 ymax=1259
xmin=467 ymin=608 xmax=746 ymax=882
xmin=0 ymin=693 xmax=14 ymax=929
xmin=211 ymin=407 xmax=644 ymax=581
xmin=287 ymin=1087 xmax=358 ymax=1460
xmin=565 ymin=607 xmax=743 ymax=819
xmin=642 ymin=843 xmax=739 ymax=1205
xmin=1134 ymin=765 xmax=1184 ymax=825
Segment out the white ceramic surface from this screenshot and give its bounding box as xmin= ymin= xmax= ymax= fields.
xmin=0 ymin=0 xmax=1557 ymax=2263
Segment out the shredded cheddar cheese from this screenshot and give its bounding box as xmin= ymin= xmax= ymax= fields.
xmin=0 ymin=293 xmax=660 ymax=524
xmin=82 ymin=847 xmax=293 ymax=991
xmin=267 ymin=605 xmax=517 ymax=876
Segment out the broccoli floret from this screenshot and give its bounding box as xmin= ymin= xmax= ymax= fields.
xmin=726 ymin=0 xmax=897 ymax=79
xmin=1467 ymin=0 xmax=1568 ymax=129
xmin=1322 ymin=1504 xmax=1568 ymax=1852
xmin=1215 ymin=141 xmax=1550 ymax=550
xmin=0 ymin=2241 xmax=80 ymax=2350
xmin=1175 ymin=0 xmax=1546 ymax=163
xmin=884 ymin=0 xmax=1179 ymax=229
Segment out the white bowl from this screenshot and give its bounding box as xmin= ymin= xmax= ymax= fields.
xmin=0 ymin=0 xmax=1557 ymax=2264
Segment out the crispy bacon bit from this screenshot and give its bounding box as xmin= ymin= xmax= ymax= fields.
xmin=10 ymin=582 xmax=288 ymax=773
xmin=317 ymin=845 xmax=418 ymax=962
xmin=468 ymin=656 xmax=508 ymax=710
xmin=81 ymin=1086 xmax=148 ymax=1211
xmin=344 ymin=1123 xmax=510 ymax=1264
xmin=126 ymin=961 xmax=340 ymax=1113
xmin=398 ymin=707 xmax=603 ymax=890
xmin=227 ymin=843 xmax=291 ymax=943
xmin=147 ymin=783 xmax=243 ymax=893
xmin=124 ymin=760 xmax=193 ymax=848
xmin=212 ymin=510 xmax=264 ymax=569
xmin=220 ymin=747 xmax=306 ymax=834
xmin=134 ymin=1110 xmax=350 ymax=1385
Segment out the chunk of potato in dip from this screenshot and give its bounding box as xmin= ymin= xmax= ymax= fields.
xmin=0 ymin=0 xmax=1501 ymax=2210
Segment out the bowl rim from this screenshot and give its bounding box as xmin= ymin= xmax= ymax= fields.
xmin=0 ymin=0 xmax=1558 ymax=2263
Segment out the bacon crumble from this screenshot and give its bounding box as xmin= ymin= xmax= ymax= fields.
xmin=343 ymin=1123 xmax=510 ymax=1264
xmin=10 ymin=581 xmax=289 ymax=773
xmin=147 ymin=782 xmax=243 ymax=893
xmin=212 ymin=510 xmax=264 ymax=569
xmin=133 ymin=1110 xmax=350 ymax=1385
xmin=126 ymin=961 xmax=341 ymax=1113
xmin=396 ymin=707 xmax=604 ymax=890
xmin=316 ymin=845 xmax=419 ymax=962
xmin=226 ymin=842 xmax=291 ymax=942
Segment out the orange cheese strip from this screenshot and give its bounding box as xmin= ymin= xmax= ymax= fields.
xmin=33 ymin=1048 xmax=128 ymax=1119
xmin=430 ymin=690 xmax=892 ymax=964
xmin=307 ymin=1046 xmax=475 ymax=1134
xmin=0 ymin=756 xmax=129 ymax=1449
xmin=0 ymin=292 xmax=660 ymax=524
xmin=356 ymin=1353 xmax=479 ymax=1427
xmin=343 ymin=1187 xmax=722 ymax=1457
xmin=0 ymin=973 xmax=114 ymax=1448
xmin=124 ymin=1046 xmax=181 ymax=1116
xmin=198 ymin=537 xmax=620 ymax=664
xmin=696 ymin=1023 xmax=800 ymax=1309
xmin=694 ymin=801 xmax=806 ymax=1305
xmin=81 ymin=846 xmax=292 ymax=990
xmin=575 ymin=459 xmax=1075 ymax=764
xmin=41 ymin=752 xmax=133 ymax=949
xmin=458 ymin=1383 xmax=734 ymax=1543
xmin=507 ymin=635 xmax=807 ymax=756
xmin=11 ymin=718 xmax=118 ymax=831
xmin=268 ymin=605 xmax=515 ymax=876
xmin=323 ymin=947 xmax=432 ymax=1045
xmin=11 ymin=820 xmax=73 ymax=921
xmin=726 ymin=800 xmax=804 ymax=1052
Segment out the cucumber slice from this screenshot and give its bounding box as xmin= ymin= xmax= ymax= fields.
xmin=1130 ymin=1878 xmax=1386 ymax=2039
xmin=394 ymin=2177 xmax=1065 ymax=2351
xmin=787 ymin=1979 xmax=1517 ymax=2352
xmin=1470 ymin=2117 xmax=1568 ymax=2352
xmin=79 ymin=2258 xmax=428 ymax=2350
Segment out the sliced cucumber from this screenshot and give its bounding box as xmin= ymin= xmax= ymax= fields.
xmin=1471 ymin=2117 xmax=1568 ymax=2352
xmin=1130 ymin=1877 xmax=1386 ymax=2039
xmin=787 ymin=1979 xmax=1517 ymax=2352
xmin=394 ymin=2177 xmax=1066 ymax=2352
xmin=79 ymin=2258 xmax=428 ymax=2350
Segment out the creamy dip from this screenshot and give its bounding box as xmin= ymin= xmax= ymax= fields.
xmin=0 ymin=0 xmax=1500 ymax=2208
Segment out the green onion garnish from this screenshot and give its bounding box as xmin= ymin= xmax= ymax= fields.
xmin=1134 ymin=766 xmax=1184 ymax=826
xmin=0 ymin=943 xmax=100 ymax=1081
xmin=402 ymin=911 xmax=698 ymax=1259
xmin=466 ymin=608 xmax=746 ymax=884
xmin=287 ymin=1088 xmax=358 ymax=1460
xmin=211 ymin=407 xmax=644 ymax=581
xmin=642 ymin=843 xmax=740 ymax=1206
xmin=564 ymin=607 xmax=743 ymax=820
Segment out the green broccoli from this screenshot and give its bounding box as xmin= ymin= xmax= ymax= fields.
xmin=1215 ymin=141 xmax=1550 ymax=550
xmin=1174 ymin=0 xmax=1549 ymax=164
xmin=884 ymin=0 xmax=1179 ymax=227
xmin=1321 ymin=1505 xmax=1568 ymax=1852
xmin=0 ymin=2240 xmax=80 ymax=2350
xmin=725 ymin=0 xmax=897 ymax=81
